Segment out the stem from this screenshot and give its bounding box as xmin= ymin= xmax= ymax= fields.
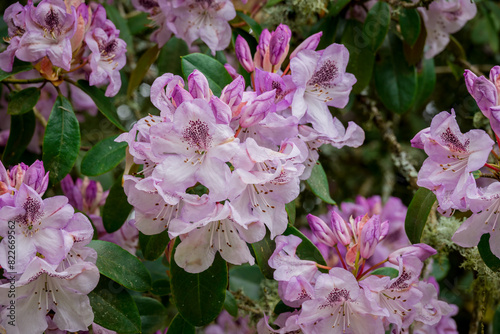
xmin=316 ymin=263 xmax=332 ymax=271
xmin=334 ymin=245 xmax=347 ymax=270
xmin=359 ymin=259 xmax=389 ymax=278
xmin=480 ymin=173 xmax=499 ymax=180
xmin=281 ymin=63 xmax=290 ymax=77
xmin=33 ymin=107 xmax=47 ymax=128
xmin=66 ymin=59 xmax=88 ymax=73
xmin=491 ymin=149 xmax=500 ymax=162
xmin=250 ymin=72 xmax=255 ymax=90
xmin=356 ymin=260 xmax=366 ymax=280
xmin=484 ymin=163 xmax=500 ymax=172
xmin=2 ymin=78 xmax=46 ymax=84
xmin=234 ymin=126 xmax=243 ymax=138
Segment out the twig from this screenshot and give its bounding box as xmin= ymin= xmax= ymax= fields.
xmin=2 ymin=78 xmax=46 ymax=84
xmin=33 ymin=107 xmax=47 ymax=128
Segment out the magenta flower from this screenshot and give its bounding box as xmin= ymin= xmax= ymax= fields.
xmin=290 ymin=43 xmax=356 ymax=137
xmin=16 ymin=0 xmax=77 ymax=71
xmin=412 ymin=110 xmax=494 ymax=213
xmin=0 ymin=184 xmax=74 ymax=272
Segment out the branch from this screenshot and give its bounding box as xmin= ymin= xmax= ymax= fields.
xmin=1 ymin=77 xmax=46 ymax=84
xmin=360 ymin=96 xmax=419 ymax=190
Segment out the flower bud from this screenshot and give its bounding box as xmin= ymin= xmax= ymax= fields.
xmin=188 ymin=69 xmax=211 ymax=101
xmin=239 ymin=90 xmax=276 ymax=128
xmin=235 ymin=35 xmax=254 ymax=73
xmin=388 ymin=244 xmax=437 ymax=265
xmin=358 ymin=215 xmax=382 ymax=259
xmin=330 ymin=211 xmax=351 ymax=246
xmin=209 ymin=96 xmax=232 ymax=125
xmin=221 ymin=75 xmax=245 ymax=109
xmin=307 ymin=214 xmax=337 ymax=247
xmin=224 ymin=63 xmax=239 ymax=79
xmin=269 ymin=24 xmax=291 ymax=66
xmin=290 ymin=32 xmax=323 ymax=59
xmin=171 ymin=84 xmax=193 ymax=107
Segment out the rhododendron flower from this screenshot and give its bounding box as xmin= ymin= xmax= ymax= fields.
xmin=0 ymin=258 xmax=99 ymax=334
xmin=291 ymin=43 xmax=356 ymax=137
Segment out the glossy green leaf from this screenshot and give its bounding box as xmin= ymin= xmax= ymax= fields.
xmin=478 ymin=234 xmax=500 ymax=272
xmin=285 ymin=201 xmax=296 ymax=225
xmin=2 ymin=110 xmax=35 ymax=166
xmin=102 ymin=177 xmax=133 ymax=233
xmin=81 ymin=135 xmax=127 ymax=176
xmin=181 ymin=53 xmax=233 ymax=97
xmin=128 ymin=45 xmax=160 ymax=97
xmin=403 ymin=15 xmax=427 ymax=66
xmin=88 ymin=240 xmax=152 ymax=291
xmin=370 ymin=267 xmax=399 ymax=278
xmin=251 ymin=229 xmax=276 ymax=279
xmin=128 ymin=12 xmax=151 ymax=35
xmin=374 ymin=33 xmax=417 ymax=113
xmin=140 ymin=229 xmax=170 ymax=261
xmin=224 ymin=290 xmax=238 ymax=317
xmin=306 ymin=162 xmax=336 ymax=205
xmin=89 ymin=276 xmax=141 ymax=334
xmin=7 ymin=87 xmax=40 ymax=115
xmin=229 ymin=264 xmax=264 ymax=300
xmin=400 ymin=9 xmax=421 ymax=47
xmin=284 ymin=225 xmax=327 ymax=266
xmin=274 ymin=300 xmax=297 ymax=315
xmin=170 ymin=238 xmax=228 ymax=326
xmin=158 ymin=37 xmax=190 ymax=76
xmin=341 ymin=20 xmax=375 ymax=94
xmin=167 ymin=314 xmax=195 ymax=334
xmin=236 ymin=11 xmax=262 ymax=38
xmin=104 ymin=5 xmax=133 ymax=53
xmin=76 ymin=80 xmax=126 ymax=131
xmin=0 ymin=60 xmax=32 ymax=81
xmin=133 ymin=296 xmax=169 ymax=334
xmin=405 ymin=187 xmax=436 ymax=244
xmin=363 ymin=2 xmax=390 ymax=52
xmin=412 ymin=58 xmax=436 ymax=111
xmin=42 ymin=96 xmax=80 ymax=185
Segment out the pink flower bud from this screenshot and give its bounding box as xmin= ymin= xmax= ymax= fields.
xmin=269 ymin=24 xmax=291 ymax=66
xmin=290 ymin=32 xmax=323 ymax=59
xmin=235 ymin=35 xmax=254 ymax=73
xmin=171 ymin=84 xmax=193 ymax=107
xmin=358 ymin=215 xmax=382 ymax=259
xmin=209 ymin=96 xmax=232 ymax=125
xmin=307 ymin=214 xmax=337 ymax=247
xmin=239 ymin=90 xmax=276 ymax=128
xmin=221 ymin=75 xmax=245 ymax=110
xmin=224 ymin=63 xmax=239 ymax=79
xmin=330 ymin=211 xmax=351 ymax=246
xmin=188 ymin=69 xmax=211 ymax=101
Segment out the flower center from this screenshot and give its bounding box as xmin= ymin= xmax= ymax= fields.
xmin=307 ymin=60 xmax=338 ymax=88
xmin=182 ymin=119 xmax=212 ymax=151
xmin=16 ymin=196 xmax=43 ymax=237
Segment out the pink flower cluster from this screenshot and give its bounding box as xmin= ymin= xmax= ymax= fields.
xmin=1 ymin=0 xmax=126 ymax=96
xmin=412 ymin=66 xmax=500 ymax=259
xmin=258 ymin=211 xmax=457 ymax=334
xmin=0 ymin=161 xmax=99 ymax=333
xmin=132 ymin=0 xmax=236 ymax=53
xmin=118 ymin=26 xmax=365 ymax=273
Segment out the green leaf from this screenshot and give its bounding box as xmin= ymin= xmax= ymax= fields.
xmin=158 ymin=37 xmax=190 ymax=76
xmin=370 ymin=267 xmax=399 ymax=278
xmin=274 ymin=300 xmax=297 ymax=315
xmin=250 ymin=229 xmax=276 ymax=279
xmin=151 ymin=278 xmax=171 ymax=296
xmin=400 ymin=9 xmax=421 ymax=47
xmin=42 ymin=96 xmax=80 ymax=185
xmin=284 ymin=225 xmax=326 ymax=266
xmin=493 ymin=303 xmax=500 ymax=334
xmin=306 ymin=162 xmax=336 ymax=205
xmin=88 ymin=240 xmax=152 ymax=291
xmin=229 ymin=264 xmax=264 ymax=300
xmin=128 ymin=45 xmax=160 ymax=97
xmin=128 ymin=12 xmax=151 ymax=35
xmin=102 ymin=176 xmax=133 ymax=233
xmin=81 ymin=135 xmax=127 ymax=176
xmin=89 ymin=276 xmax=142 ymax=334
xmin=403 ymin=13 xmax=426 ymax=66
xmin=363 ymin=2 xmax=390 ymax=52
xmin=405 ymin=187 xmax=436 ymax=244
xmin=236 ymin=11 xmax=262 ymax=39
xmin=0 ymin=60 xmax=32 ymax=82
xmin=329 ymin=0 xmax=351 ymax=16
xmin=7 ymin=87 xmax=40 ymax=115
xmin=265 ymin=0 xmax=284 ymax=7
xmin=140 ymin=229 xmax=170 ymax=261
xmin=478 ymin=234 xmax=500 ymax=272
xmin=167 ymin=314 xmax=195 ymax=334
xmin=412 ymin=57 xmax=436 ymax=111
xmin=104 ymin=5 xmax=133 ymax=53
xmin=285 ymin=201 xmax=296 ymax=225
xmin=341 ymin=20 xmax=375 ymax=94
xmin=76 ymin=80 xmax=126 ymax=131
xmin=374 ymin=33 xmax=417 ymax=114
xmin=224 ymin=290 xmax=238 ymax=317
xmin=2 ymin=110 xmax=35 ymax=166
xmin=170 ymin=238 xmax=228 ymax=326
xmin=133 ymin=296 xmax=169 ymax=334
xmin=181 ymin=53 xmax=233 ymax=97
